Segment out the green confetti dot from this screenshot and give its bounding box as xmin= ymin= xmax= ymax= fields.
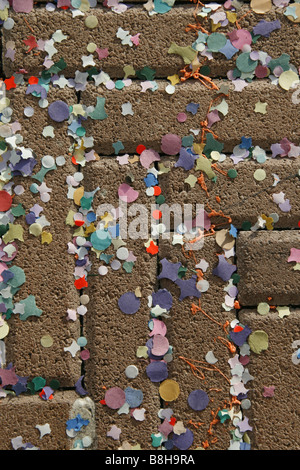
xmin=76 ymin=127 xmax=86 ymax=137
xmin=199 ymin=65 xmax=210 ymax=77
xmin=115 ymin=80 xmax=125 ymax=90
xmin=231 ymin=273 xmax=240 ymax=284
xmin=236 ymin=52 xmax=258 ymax=73
xmin=49 ymin=379 xmax=60 ymax=390
xmin=156 ymin=195 xmax=165 ymax=205
xmin=241 ymin=220 xmax=252 ymax=231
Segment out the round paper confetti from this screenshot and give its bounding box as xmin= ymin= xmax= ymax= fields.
xmin=172 ymin=428 xmax=194 ymax=450
xmin=177 ymin=112 xmax=187 ymax=123
xmin=253 ymin=169 xmax=267 ymax=181
xmin=98 ymin=265 xmax=108 ymax=276
xmin=125 ymin=365 xmax=139 ymax=379
xmin=90 ymin=229 xmax=112 ymax=251
xmin=257 ymin=302 xmax=270 ymax=315
xmin=165 ymin=84 xmax=175 ymax=94
xmin=105 ymin=387 xmax=126 ymax=409
xmin=24 ymin=106 xmax=34 ymax=117
xmin=85 ymin=15 xmax=98 ymax=29
xmin=118 ymin=291 xmax=141 ymax=314
xmin=159 ymin=379 xmax=180 ymax=402
xmin=48 ymin=100 xmax=70 ymax=122
xmin=248 ymin=330 xmax=269 ymax=354
xmin=278 ymin=70 xmax=299 ymax=91
xmin=206 ymin=32 xmax=227 ymax=52
xmin=42 ymin=155 xmax=55 ymax=168
xmin=146 ymin=361 xmax=168 ymax=382
xmin=187 ymin=389 xmax=209 ymax=411
xmin=125 ymin=387 xmax=143 ymax=408
xmin=161 ymin=134 xmax=182 ymax=155
xmin=41 ymin=335 xmax=53 ymax=348
xmin=116 ymin=247 xmax=129 ymax=260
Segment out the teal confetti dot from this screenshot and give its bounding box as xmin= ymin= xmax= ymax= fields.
xmin=206 ymin=32 xmax=227 ymax=52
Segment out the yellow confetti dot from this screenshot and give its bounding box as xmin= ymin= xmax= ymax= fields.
xmin=278 ymin=70 xmax=299 ymax=91
xmin=41 ymin=335 xmax=53 ymax=348
xmin=87 ymin=42 xmax=97 ymax=53
xmin=159 ymin=379 xmax=180 ymax=402
xmin=253 ymin=169 xmax=266 ymax=181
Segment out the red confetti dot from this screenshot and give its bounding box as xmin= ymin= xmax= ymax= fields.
xmin=28 ymin=76 xmax=39 ymax=85
xmin=153 ymin=186 xmax=162 ymax=196
xmin=136 ymin=144 xmax=146 ymax=155
xmin=0 ymin=190 xmax=13 ymax=211
xmin=298 ymin=220 xmax=300 ymax=228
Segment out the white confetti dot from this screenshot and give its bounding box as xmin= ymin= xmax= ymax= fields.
xmin=165 ymin=84 xmax=175 ymax=94
xmin=42 ymin=155 xmax=55 ymax=168
xmin=24 ymin=106 xmax=34 ymax=117
xmin=98 ymin=265 xmax=108 ymax=275
xmin=116 ymin=247 xmax=129 ymax=260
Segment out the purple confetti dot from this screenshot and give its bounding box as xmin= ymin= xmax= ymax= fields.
xmin=48 ymin=100 xmax=70 ymax=122
xmin=172 ymin=428 xmax=194 ymax=450
xmin=118 ymin=292 xmax=141 ymax=314
xmin=146 ymin=361 xmax=168 ymax=382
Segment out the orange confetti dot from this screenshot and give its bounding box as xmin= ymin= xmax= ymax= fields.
xmin=153 ymin=186 xmax=162 ymax=196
